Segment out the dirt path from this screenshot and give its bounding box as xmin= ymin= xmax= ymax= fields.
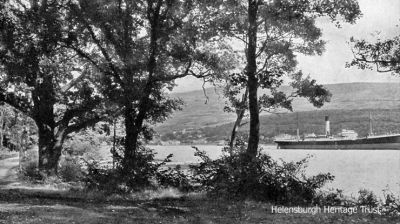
xmin=0 ymin=155 xmax=19 ymax=188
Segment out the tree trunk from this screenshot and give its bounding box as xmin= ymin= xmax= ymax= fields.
xmin=33 ymin=75 xmax=60 ymax=175
xmin=37 ymin=125 xmax=64 ymax=175
xmin=229 ymin=88 xmax=248 ymax=151
xmin=122 ymin=103 xmax=137 ymax=170
xmin=229 ymin=112 xmax=244 ymax=150
xmin=246 ymin=0 xmax=260 ymax=159
xmin=0 ymin=109 xmax=3 ymax=150
xmin=121 ymin=4 xmax=159 ymax=172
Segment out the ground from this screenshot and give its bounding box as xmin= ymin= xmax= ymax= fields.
xmin=0 ymin=154 xmax=399 ymax=223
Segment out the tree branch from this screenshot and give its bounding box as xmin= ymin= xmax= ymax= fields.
xmin=65 ymin=115 xmax=105 ymax=134
xmin=69 ymin=4 xmax=124 ymax=85
xmin=0 ymin=90 xmax=31 ymax=116
xmin=61 ymin=68 xmax=87 ymax=93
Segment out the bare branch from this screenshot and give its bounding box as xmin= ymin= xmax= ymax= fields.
xmin=202 ymin=77 xmax=209 ymax=104
xmin=61 ymin=69 xmax=87 ymax=93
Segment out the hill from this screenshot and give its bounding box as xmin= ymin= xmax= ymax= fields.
xmin=155 ymin=82 xmax=400 ymax=133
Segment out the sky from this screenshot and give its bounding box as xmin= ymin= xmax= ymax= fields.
xmin=173 ymin=0 xmax=400 ymax=93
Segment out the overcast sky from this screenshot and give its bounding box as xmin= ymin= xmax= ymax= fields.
xmin=173 ymin=0 xmax=400 ymax=93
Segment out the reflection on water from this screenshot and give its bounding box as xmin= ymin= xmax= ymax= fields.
xmin=150 ymin=144 xmax=400 ymax=197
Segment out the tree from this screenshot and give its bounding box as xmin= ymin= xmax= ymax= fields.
xmin=223 ymin=71 xmax=332 ymax=150
xmin=348 ymin=34 xmax=400 ymax=75
xmin=0 ymin=0 xmax=111 ymax=174
xmin=65 ymin=0 xmax=233 ymax=173
xmin=204 ymin=0 xmax=361 ymax=159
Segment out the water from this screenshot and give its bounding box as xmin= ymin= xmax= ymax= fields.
xmin=150 ymin=145 xmax=400 ymax=197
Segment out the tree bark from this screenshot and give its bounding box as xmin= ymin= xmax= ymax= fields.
xmin=122 ymin=103 xmax=137 ymax=170
xmin=37 ymin=125 xmax=65 ymax=175
xmin=121 ymin=2 xmax=160 ymax=172
xmin=229 ymin=112 xmax=244 ymax=149
xmin=32 ymin=75 xmax=61 ymax=175
xmin=0 ymin=109 xmax=4 ymax=150
xmin=246 ymin=0 xmax=260 ymax=159
xmin=229 ymin=88 xmax=249 ymax=150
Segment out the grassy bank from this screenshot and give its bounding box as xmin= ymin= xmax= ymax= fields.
xmin=0 ymin=188 xmax=399 ymax=224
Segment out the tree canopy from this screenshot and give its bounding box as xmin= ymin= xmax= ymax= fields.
xmin=0 ymin=0 xmax=362 ymax=175
xmin=0 ymin=0 xmax=112 ymax=173
xmin=348 ymin=34 xmax=400 ymax=75
xmin=65 ymin=0 xmax=235 ymax=173
xmin=204 ymin=0 xmax=361 ymax=155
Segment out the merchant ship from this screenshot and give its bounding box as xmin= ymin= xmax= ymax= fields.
xmin=274 ymin=115 xmax=400 ymax=150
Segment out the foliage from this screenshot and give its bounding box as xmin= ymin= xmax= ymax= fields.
xmin=58 ymin=155 xmax=84 ymax=182
xmin=83 ymin=143 xmax=192 ymax=193
xmin=156 ymin=165 xmax=194 ymax=192
xmin=190 ymin=141 xmax=334 ymax=204
xmin=357 ymin=189 xmax=379 ymax=207
xmin=382 ymin=191 xmax=400 ymax=216
xmin=354 ymin=189 xmax=399 ymax=216
xmin=313 ymin=189 xmax=350 ymax=206
xmin=65 ymin=0 xmax=235 ymax=173
xmin=0 ymin=105 xmax=37 ymax=151
xmin=0 ymin=0 xmax=113 ymax=174
xmin=83 ymin=159 xmax=123 ymax=193
xmin=314 ymin=188 xmax=400 ymax=216
xmin=20 ymin=159 xmax=41 ymax=180
xmin=207 ymin=0 xmax=361 ymax=152
xmin=348 ymin=34 xmax=400 ymax=75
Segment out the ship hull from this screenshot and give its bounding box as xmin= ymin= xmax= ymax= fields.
xmin=275 ymin=134 xmax=400 ymax=150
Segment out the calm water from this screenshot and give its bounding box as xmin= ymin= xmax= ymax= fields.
xmin=150 ymin=145 xmax=400 ymax=197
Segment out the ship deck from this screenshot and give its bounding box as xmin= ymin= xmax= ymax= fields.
xmin=274 ymin=134 xmax=400 ymax=150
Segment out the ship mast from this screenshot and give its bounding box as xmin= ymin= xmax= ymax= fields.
xmin=325 ymin=116 xmax=330 ymax=136
xmin=369 ymin=112 xmax=373 ymax=136
xmin=296 ymin=112 xmax=300 ymax=140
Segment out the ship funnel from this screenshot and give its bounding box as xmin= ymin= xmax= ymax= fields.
xmin=325 ymin=116 xmax=330 ymax=136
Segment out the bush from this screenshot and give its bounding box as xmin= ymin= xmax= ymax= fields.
xmin=382 ymin=191 xmax=400 ymax=215
xmin=357 ymin=189 xmax=379 ymax=207
xmin=58 ymin=156 xmax=84 ymax=182
xmin=20 ymin=159 xmax=41 ymax=180
xmin=83 ymin=159 xmax=125 ymax=193
xmin=83 ymin=144 xmax=191 ymax=193
xmin=314 ymin=189 xmax=355 ymax=206
xmin=156 ymin=165 xmax=194 ymax=192
xmin=190 ymin=141 xmax=334 ymax=204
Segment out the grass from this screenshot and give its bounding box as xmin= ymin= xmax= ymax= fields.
xmin=2 ymin=141 xmax=399 ymax=223
xmin=0 ymin=186 xmax=399 ymax=224
xmin=3 ymin=160 xmax=400 ymax=223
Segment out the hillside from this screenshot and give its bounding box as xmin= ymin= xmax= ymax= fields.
xmin=155 ymin=82 xmax=400 ymax=132
xmin=151 ymin=82 xmax=400 ymax=144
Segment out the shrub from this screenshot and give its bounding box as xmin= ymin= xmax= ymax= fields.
xmin=83 ymin=159 xmax=125 ymax=193
xmin=314 ymin=189 xmax=355 ymax=206
xmin=156 ymin=165 xmax=194 ymax=192
xmin=20 ymin=159 xmax=41 ymax=180
xmin=83 ymin=144 xmax=191 ymax=193
xmin=357 ymin=189 xmax=379 ymax=207
xmin=190 ymin=141 xmax=334 ymax=204
xmin=58 ymin=156 xmax=84 ymax=182
xmin=382 ymin=191 xmax=400 ymax=215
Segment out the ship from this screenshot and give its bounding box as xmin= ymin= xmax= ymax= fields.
xmin=274 ymin=115 xmax=400 ymax=150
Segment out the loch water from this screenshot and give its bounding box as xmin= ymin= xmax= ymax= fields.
xmin=150 ymin=144 xmax=400 ymax=197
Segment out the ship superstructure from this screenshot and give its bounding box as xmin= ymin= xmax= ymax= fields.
xmin=274 ymin=115 xmax=400 ymax=150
